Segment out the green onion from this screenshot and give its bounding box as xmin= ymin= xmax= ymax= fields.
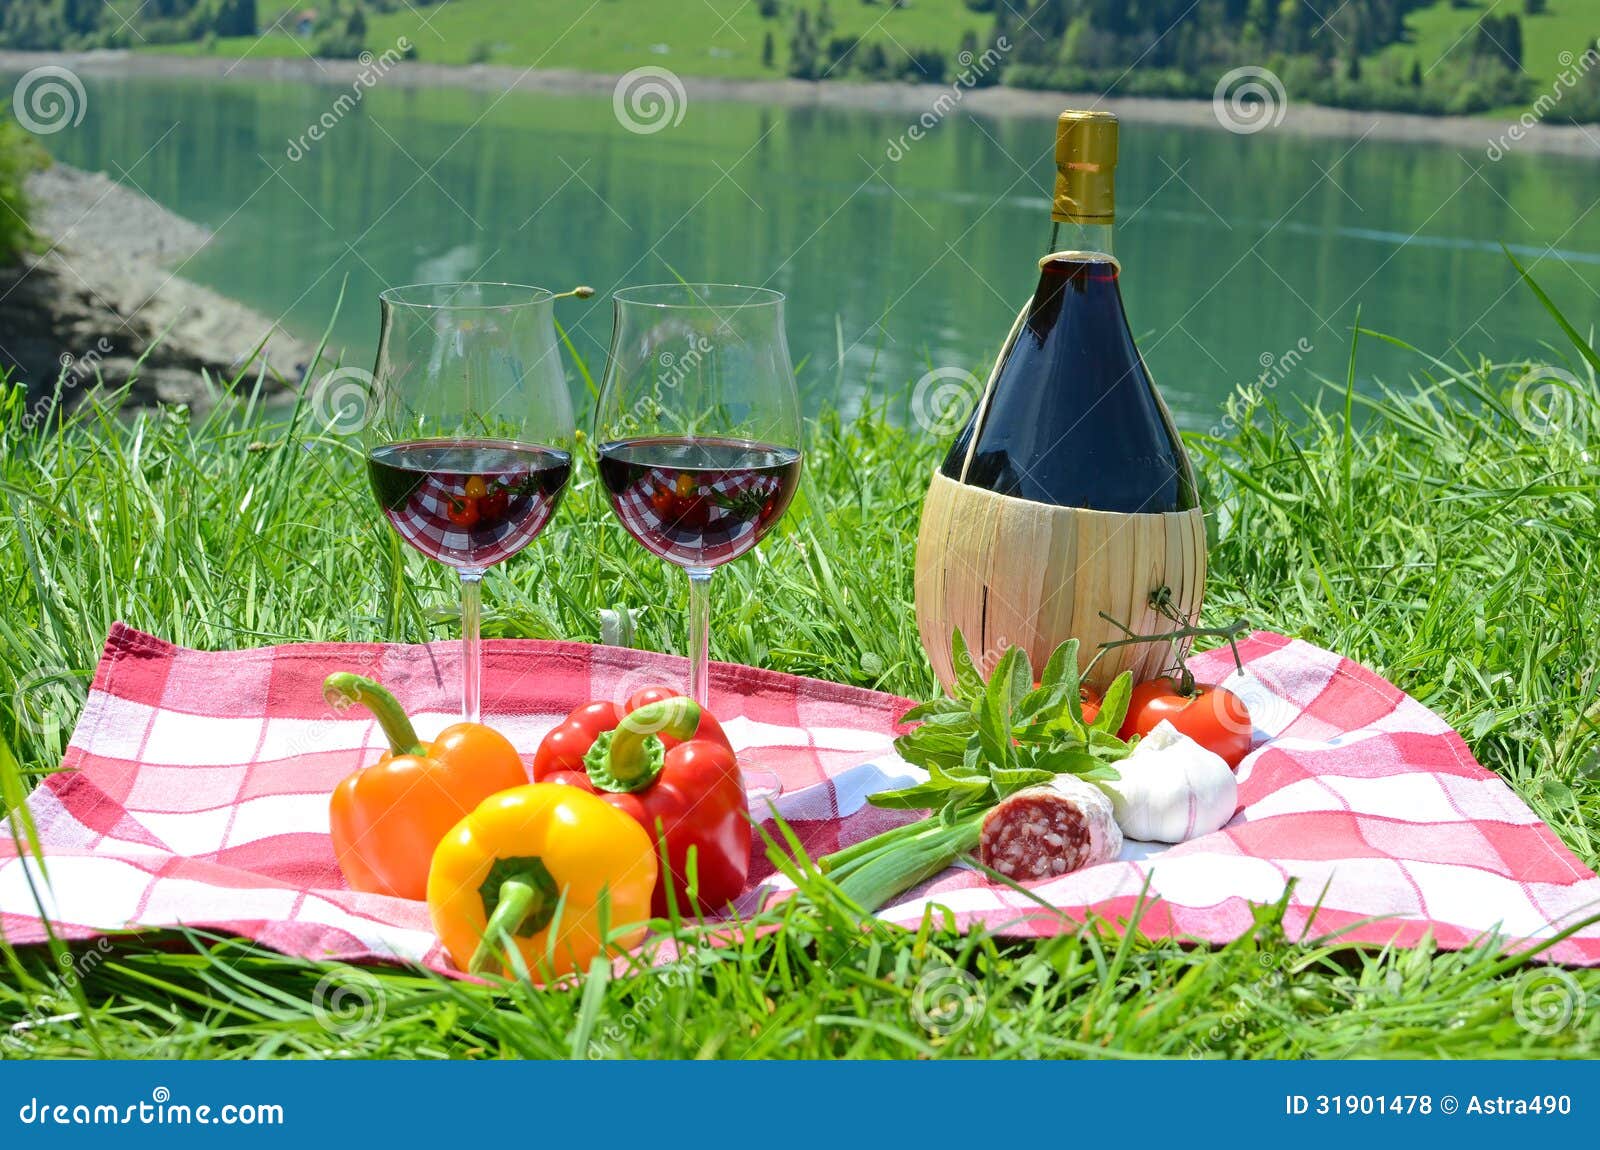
xmin=823 ymin=812 xmax=984 ymax=912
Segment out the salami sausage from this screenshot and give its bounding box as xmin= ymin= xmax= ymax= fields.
xmin=978 ymin=775 xmax=1122 ymax=881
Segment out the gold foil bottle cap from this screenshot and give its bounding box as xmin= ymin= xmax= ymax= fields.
xmin=1053 ymin=109 xmax=1118 ymax=224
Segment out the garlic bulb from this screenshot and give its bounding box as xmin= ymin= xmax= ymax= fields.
xmin=1101 ymin=721 xmax=1237 ymax=844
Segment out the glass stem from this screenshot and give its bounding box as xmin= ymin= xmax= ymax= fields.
xmin=686 ymin=567 xmax=713 ymax=707
xmin=460 ymin=570 xmax=484 ymax=723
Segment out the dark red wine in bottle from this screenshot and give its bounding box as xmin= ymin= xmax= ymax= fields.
xmin=368 ymin=438 xmax=571 ymax=570
xmin=597 ymin=436 xmax=802 ymax=569
xmin=915 ymin=111 xmax=1208 ymax=693
xmin=940 ymin=255 xmax=1197 ymax=513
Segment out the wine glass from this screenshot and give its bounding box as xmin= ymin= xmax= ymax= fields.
xmin=594 ymin=284 xmax=803 ymax=803
xmin=368 ymin=282 xmax=575 ymax=722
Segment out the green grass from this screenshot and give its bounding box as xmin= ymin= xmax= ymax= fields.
xmin=137 ymin=0 xmax=988 ymax=77
xmin=2 ymin=274 xmax=1599 ymax=1058
xmin=1376 ymin=0 xmax=1600 ymax=106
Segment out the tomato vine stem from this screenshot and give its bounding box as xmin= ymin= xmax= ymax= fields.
xmin=1087 ymin=587 xmax=1248 ymax=695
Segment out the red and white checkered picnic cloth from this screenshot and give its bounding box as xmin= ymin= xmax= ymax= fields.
xmin=3 ymin=625 xmax=1598 ymax=969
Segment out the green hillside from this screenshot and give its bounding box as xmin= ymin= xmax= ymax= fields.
xmin=1375 ymin=0 xmax=1600 ymax=107
xmin=139 ymin=0 xmax=989 ymax=77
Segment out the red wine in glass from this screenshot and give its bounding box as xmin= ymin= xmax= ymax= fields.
xmin=597 ymin=436 xmax=802 ymax=568
xmin=368 ymin=438 xmax=572 ymax=570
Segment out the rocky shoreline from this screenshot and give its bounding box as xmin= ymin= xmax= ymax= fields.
xmin=2 ymin=161 xmax=312 ymax=416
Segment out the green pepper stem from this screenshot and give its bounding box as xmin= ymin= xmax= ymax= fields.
xmin=323 ymin=673 xmax=425 ymax=757
xmin=468 ymin=877 xmax=541 ymax=976
xmin=608 ymin=697 xmax=702 ymax=786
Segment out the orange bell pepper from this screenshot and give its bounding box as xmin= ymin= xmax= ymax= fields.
xmin=428 ymin=784 xmax=658 ymax=978
xmin=325 ymin=673 xmax=527 ymax=901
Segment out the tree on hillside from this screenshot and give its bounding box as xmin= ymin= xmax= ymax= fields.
xmin=212 ymin=0 xmax=257 ymax=37
xmin=787 ymin=7 xmax=820 ymax=79
xmin=0 ymin=3 xmax=65 ymax=49
xmin=61 ymin=0 xmax=100 ymax=35
xmin=901 ymin=44 xmax=947 ymax=83
xmin=1245 ymin=0 xmax=1277 ymax=38
xmin=1474 ymin=13 xmax=1523 ymax=71
xmin=312 ymin=0 xmax=368 ymax=57
xmin=857 ymin=40 xmax=889 ymax=78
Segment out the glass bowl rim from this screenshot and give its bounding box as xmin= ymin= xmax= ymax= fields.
xmin=379 ymin=282 xmax=555 ymax=311
xmin=612 ymin=283 xmax=785 ymax=310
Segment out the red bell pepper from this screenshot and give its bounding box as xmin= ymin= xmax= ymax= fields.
xmin=532 ymin=687 xmax=749 ymax=917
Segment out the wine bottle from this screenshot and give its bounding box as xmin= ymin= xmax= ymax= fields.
xmin=915 ymin=110 xmax=1207 ymax=692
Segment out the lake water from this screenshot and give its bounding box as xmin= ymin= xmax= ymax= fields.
xmin=22 ymin=72 xmax=1600 ymax=429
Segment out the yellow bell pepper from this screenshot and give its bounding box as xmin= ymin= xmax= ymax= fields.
xmin=427 ymin=784 xmax=658 ymax=979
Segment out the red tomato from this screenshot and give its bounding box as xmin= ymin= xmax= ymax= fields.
xmin=478 ymin=486 xmax=509 ymax=523
xmin=1118 ymin=678 xmax=1252 ymax=768
xmin=446 ymin=496 xmax=480 ymax=528
xmin=669 ymin=495 xmax=714 ymax=532
xmin=1030 ymin=681 xmax=1101 ymax=725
